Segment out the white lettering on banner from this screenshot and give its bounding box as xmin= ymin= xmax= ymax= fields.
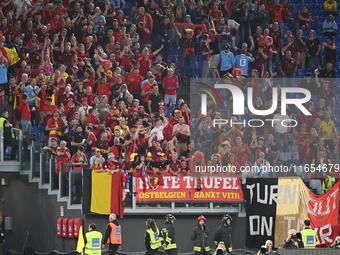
xmin=171 ymin=177 xmax=180 ymax=189
xmin=257 ymin=184 xmax=268 ymax=204
xmin=307 ymin=197 xmax=319 ymax=216
xmin=269 ymin=185 xmax=280 ymax=205
xmin=138 ymin=177 xmax=150 ymax=189
xmin=246 ymin=184 xmax=255 ymax=204
xmin=330 ymin=189 xmax=339 ymax=209
xmin=283 ymin=217 xmax=305 ymax=233
xmin=307 ymin=189 xmax=338 ymax=216
xmin=247 ymin=183 xmax=282 ymax=205
xmin=163 ymin=176 xmax=172 ymax=189
xmin=284 ymin=216 xmax=295 ymax=234
xmin=315 ymin=224 xmax=333 ymax=245
xmin=283 ymin=184 xmax=297 ymax=204
xmin=249 ymin=216 xmax=273 ymax=236
xmin=318 ymin=198 xmax=330 ymax=216
xmin=183 ymin=176 xmax=193 ymax=189
xmin=222 ymin=177 xmax=238 ymax=189
xmin=214 ymin=177 xmax=222 ymax=189
xmin=203 ymin=177 xmax=213 ymax=189
xmin=139 ymin=176 xmax=241 ymax=190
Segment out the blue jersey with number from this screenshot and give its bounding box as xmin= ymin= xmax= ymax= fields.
xmin=235 ymin=54 xmax=254 ymax=76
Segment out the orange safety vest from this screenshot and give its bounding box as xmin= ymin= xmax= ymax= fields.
xmin=107 ymin=223 xmax=122 ymax=244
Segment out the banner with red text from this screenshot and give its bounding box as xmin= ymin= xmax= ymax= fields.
xmin=135 ymin=175 xmax=243 ymax=202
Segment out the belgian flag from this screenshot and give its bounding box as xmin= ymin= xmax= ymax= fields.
xmin=83 ymin=169 xmax=126 ymax=217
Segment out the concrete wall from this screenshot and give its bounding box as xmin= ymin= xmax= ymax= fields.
xmin=0 ymin=173 xmax=246 ymax=253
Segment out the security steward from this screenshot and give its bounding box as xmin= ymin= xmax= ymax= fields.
xmin=161 ymin=214 xmax=178 ymax=255
xmin=85 ymin=223 xmax=103 ymax=255
xmin=214 ymin=214 xmax=232 ymax=254
xmin=145 ymin=218 xmax=164 ymax=255
xmin=102 ymin=213 xmax=122 ymax=255
xmin=300 ymin=219 xmax=316 ymax=248
xmin=191 ymin=215 xmax=210 ymax=255
xmin=322 ymin=174 xmax=336 ymax=194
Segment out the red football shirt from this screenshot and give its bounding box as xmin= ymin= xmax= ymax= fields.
xmin=162 ymin=76 xmax=178 ymax=95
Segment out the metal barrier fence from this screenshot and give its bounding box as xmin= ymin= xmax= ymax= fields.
xmin=0 ymin=136 xmax=242 ymax=213
xmin=0 ymin=129 xmax=23 ymax=163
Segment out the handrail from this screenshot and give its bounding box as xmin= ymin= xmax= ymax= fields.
xmin=28 ymin=146 xmax=242 ymax=213
xmin=0 ymin=130 xmax=4 ymax=162
xmin=0 ymin=129 xmax=23 ymax=163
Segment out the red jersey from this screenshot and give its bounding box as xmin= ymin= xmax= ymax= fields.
xmin=127 ymin=74 xmax=143 ymax=93
xmin=96 ymin=83 xmax=110 ymax=98
xmin=137 ymin=53 xmax=154 ymax=77
xmin=46 ymin=117 xmax=62 ymax=137
xmin=162 ymin=76 xmax=178 ymax=95
xmin=20 ymin=102 xmax=31 ymax=120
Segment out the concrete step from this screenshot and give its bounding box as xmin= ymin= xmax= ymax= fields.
xmin=0 ymin=160 xmax=21 ymax=172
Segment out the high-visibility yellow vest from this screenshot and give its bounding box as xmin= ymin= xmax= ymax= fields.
xmin=85 ymin=231 xmax=103 ymax=255
xmin=301 ymin=228 xmax=316 ymax=248
xmin=322 ymin=176 xmax=336 ymax=194
xmin=193 ymin=246 xmax=210 ymax=252
xmin=161 ymin=227 xmax=177 ymax=250
xmin=146 ymin=228 xmax=162 ymax=250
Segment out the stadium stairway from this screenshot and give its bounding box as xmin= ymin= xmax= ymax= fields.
xmin=0 ymin=138 xmax=82 ymax=212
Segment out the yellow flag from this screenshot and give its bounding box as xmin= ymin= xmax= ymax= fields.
xmin=76 ymin=225 xmax=85 ymax=255
xmin=4 ymin=47 xmax=20 ymax=66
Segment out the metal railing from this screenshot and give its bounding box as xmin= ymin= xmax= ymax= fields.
xmin=0 ymin=135 xmax=242 ymax=213
xmin=0 ymin=129 xmax=23 ymax=163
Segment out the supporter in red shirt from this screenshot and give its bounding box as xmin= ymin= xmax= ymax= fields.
xmin=46 ymin=111 xmax=62 ymax=145
xmin=86 ymin=108 xmax=102 ymax=136
xmin=85 ymin=126 xmax=97 ymax=151
xmin=137 ymin=7 xmax=153 ymax=33
xmin=298 ymin=6 xmax=314 ymax=30
xmin=19 ymin=94 xmax=31 ymax=135
xmin=136 ymin=46 xmax=163 ymax=78
xmin=280 ymin=50 xmax=297 ymax=77
xmin=281 ymin=35 xmax=298 ymax=60
xmin=96 ymin=76 xmax=110 ymax=99
xmin=141 ymin=75 xmax=156 ymax=105
xmin=233 ymin=136 xmax=250 ymax=166
xmin=270 ymin=0 xmax=284 ymax=23
xmin=127 ymin=68 xmax=143 ymax=97
xmin=104 ymin=106 xmax=119 ymax=128
xmin=162 ymin=68 xmax=179 ymax=110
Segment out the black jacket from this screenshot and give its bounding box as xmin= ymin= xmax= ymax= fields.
xmin=161 ymin=222 xmax=176 ymax=246
xmin=0 ymin=222 xmax=4 ymax=242
xmin=191 ymin=224 xmax=209 ymax=249
xmin=282 ymin=239 xmax=304 ymax=248
xmin=214 ymin=224 xmax=232 ymax=249
xmin=102 ymin=220 xmax=120 ymax=245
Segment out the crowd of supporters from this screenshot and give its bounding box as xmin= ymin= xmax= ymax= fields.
xmin=0 ymin=0 xmax=339 ymax=200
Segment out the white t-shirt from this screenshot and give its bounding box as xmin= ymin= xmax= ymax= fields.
xmin=273 ymin=114 xmax=289 ymax=134
xmin=150 ymin=126 xmax=164 ymax=141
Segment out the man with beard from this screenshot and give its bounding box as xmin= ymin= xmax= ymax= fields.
xmin=95 ymin=131 xmax=110 ymax=159
xmin=70 ymin=125 xmax=86 ymax=155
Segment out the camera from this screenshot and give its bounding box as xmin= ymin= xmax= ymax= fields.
xmin=260 ymin=245 xmax=268 ymax=254
xmin=216 ymin=248 xmax=224 ymax=255
xmin=336 ymin=238 xmax=340 ymax=246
